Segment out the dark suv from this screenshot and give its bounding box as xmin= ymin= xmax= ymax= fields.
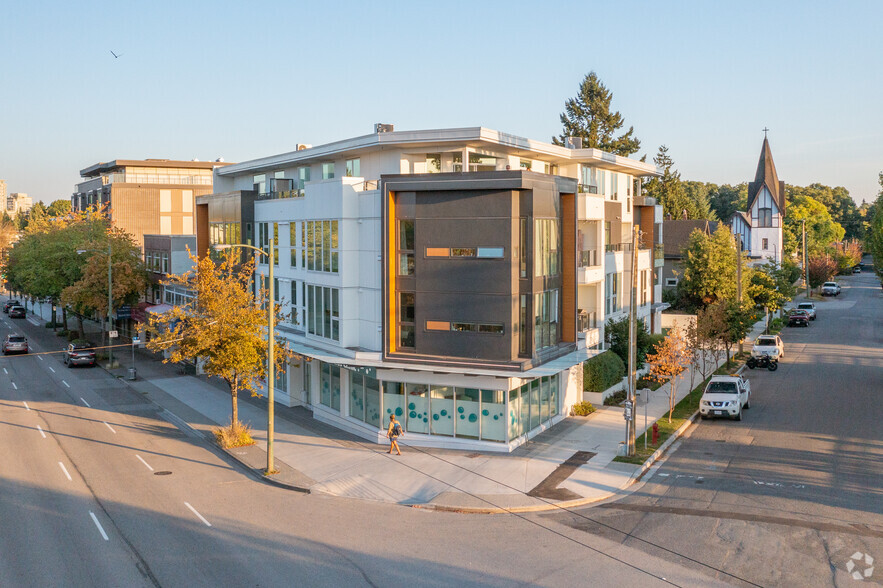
xmin=4 ymin=300 xmax=21 ymax=313
xmin=64 ymin=342 xmax=96 ymax=367
xmin=8 ymin=305 xmax=26 ymax=319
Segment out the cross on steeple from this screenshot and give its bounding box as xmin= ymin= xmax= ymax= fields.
xmin=763 ymin=127 xmax=770 ymax=138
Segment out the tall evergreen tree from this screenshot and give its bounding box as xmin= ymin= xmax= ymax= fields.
xmin=644 ymin=145 xmax=691 ymax=219
xmin=553 ymin=71 xmax=641 ymax=156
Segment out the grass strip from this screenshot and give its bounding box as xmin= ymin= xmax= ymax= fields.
xmin=612 ymin=357 xmax=745 ymax=465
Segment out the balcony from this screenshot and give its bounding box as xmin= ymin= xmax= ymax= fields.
xmin=578 ymin=248 xmax=600 ymax=268
xmin=578 ymin=184 xmax=599 ymax=194
xmin=257 ymin=189 xmax=305 ymax=201
xmin=605 ymin=242 xmax=632 ymax=253
xmin=578 ymin=310 xmax=598 ymax=331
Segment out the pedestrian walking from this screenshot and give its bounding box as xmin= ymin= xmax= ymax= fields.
xmin=387 ymin=414 xmax=403 ymax=455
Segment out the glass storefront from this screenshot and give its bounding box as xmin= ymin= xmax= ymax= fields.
xmin=316 ymin=361 xmax=561 ymax=444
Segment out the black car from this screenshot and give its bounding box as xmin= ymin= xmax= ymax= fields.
xmin=8 ymin=305 xmax=26 ymax=319
xmin=4 ymin=300 xmax=21 ymax=313
xmin=788 ymin=309 xmax=810 ymax=327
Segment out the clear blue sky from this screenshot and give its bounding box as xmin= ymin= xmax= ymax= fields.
xmin=2 ymin=0 xmax=881 ymax=206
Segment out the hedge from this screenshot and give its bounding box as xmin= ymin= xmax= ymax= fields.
xmin=583 ymin=350 xmax=625 ymax=392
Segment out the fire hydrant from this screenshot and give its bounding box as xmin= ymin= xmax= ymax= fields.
xmin=652 ymin=422 xmax=659 ymax=445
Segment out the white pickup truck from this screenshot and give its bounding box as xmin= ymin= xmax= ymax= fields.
xmin=752 ymin=334 xmax=784 ymax=359
xmin=700 ymin=375 xmax=751 ymax=421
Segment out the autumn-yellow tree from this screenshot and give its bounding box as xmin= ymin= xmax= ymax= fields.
xmin=646 ymin=327 xmax=691 ymax=423
xmin=146 ymin=251 xmax=291 ymax=439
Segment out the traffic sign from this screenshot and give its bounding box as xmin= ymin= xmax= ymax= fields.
xmin=624 ymin=400 xmax=633 ymax=421
xmin=132 ymin=337 xmax=141 ymax=345
xmin=109 ymin=330 xmax=119 ymax=338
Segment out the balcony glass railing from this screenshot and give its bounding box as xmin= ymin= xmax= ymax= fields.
xmin=578 ymin=248 xmax=600 ymax=268
xmin=578 ymin=310 xmax=598 ymax=331
xmin=605 ymin=242 xmax=632 ymax=253
xmin=654 ymin=243 xmax=664 ymax=260
xmin=578 ymin=183 xmax=599 ymax=194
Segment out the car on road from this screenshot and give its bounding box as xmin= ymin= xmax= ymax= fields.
xmin=853 ymin=265 xmax=862 ymax=273
xmin=796 ymin=302 xmax=816 ymax=320
xmin=788 ymin=309 xmax=810 ymax=327
xmin=8 ymin=305 xmax=26 ymax=319
xmin=2 ymin=334 xmax=28 ymax=355
xmin=752 ymin=334 xmax=784 ymax=359
xmin=821 ymin=281 xmax=841 ymax=296
xmin=3 ymin=300 xmax=21 ymax=313
xmin=63 ymin=342 xmax=96 ymax=367
xmin=700 ymin=375 xmax=751 ymax=420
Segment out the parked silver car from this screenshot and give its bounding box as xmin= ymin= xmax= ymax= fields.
xmin=2 ymin=334 xmax=29 ymax=355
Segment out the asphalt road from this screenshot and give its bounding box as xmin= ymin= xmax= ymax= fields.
xmin=0 ymin=303 xmax=732 ymax=587
xmin=548 ymin=268 xmax=883 ymax=587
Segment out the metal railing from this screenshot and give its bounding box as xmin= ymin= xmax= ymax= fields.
xmin=578 ymin=248 xmax=600 ymax=267
xmin=578 ymin=183 xmax=599 ymax=194
xmin=605 ymin=242 xmax=632 ymax=253
xmin=578 ymin=310 xmax=597 ymax=331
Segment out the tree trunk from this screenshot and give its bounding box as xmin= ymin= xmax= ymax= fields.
xmin=668 ymin=374 xmax=677 ymax=423
xmin=62 ymin=307 xmax=68 ymax=332
xmin=230 ymin=377 xmax=239 ymax=425
xmin=77 ymin=314 xmax=84 ymax=340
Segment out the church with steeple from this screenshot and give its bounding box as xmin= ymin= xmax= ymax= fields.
xmin=730 ymin=135 xmax=786 ymax=266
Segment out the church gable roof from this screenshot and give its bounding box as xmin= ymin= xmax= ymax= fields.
xmin=746 ymin=137 xmax=786 ymax=216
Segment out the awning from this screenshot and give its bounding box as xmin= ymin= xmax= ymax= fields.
xmin=145 ymin=304 xmax=174 ymax=314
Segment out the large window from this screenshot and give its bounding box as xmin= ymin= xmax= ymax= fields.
xmin=319 ymin=362 xmax=340 ymax=411
xmin=398 ymin=220 xmax=414 ymax=275
xmin=758 ymin=208 xmax=772 ymax=227
xmin=345 ymin=158 xmax=360 ymax=177
xmin=307 ymin=285 xmax=339 ymax=341
xmin=298 ymin=166 xmax=311 ymax=189
xmin=303 ymin=220 xmax=338 ymax=273
xmin=290 ymin=224 xmax=297 ymax=267
xmin=534 ymin=218 xmax=560 ymax=277
xmin=322 ymin=163 xmax=335 ymax=180
xmin=399 ymin=292 xmax=415 ymax=349
xmin=254 ymin=174 xmax=266 ymax=194
xmin=349 ymin=370 xmax=381 ymax=428
xmin=507 ymin=375 xmax=559 ymax=440
xmin=534 ymin=289 xmax=559 ymax=352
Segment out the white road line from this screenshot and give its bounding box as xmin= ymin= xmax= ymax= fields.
xmin=62 ymin=380 xmax=70 ymax=388
xmin=22 ymin=401 xmax=30 ymax=411
xmin=11 ymin=382 xmax=17 ymax=390
xmin=58 ymin=462 xmax=72 ymax=481
xmin=80 ymin=397 xmax=89 ymax=407
xmin=2 ymin=367 xmax=7 ymax=374
xmin=48 ymin=366 xmax=55 ymax=372
xmin=37 ymin=425 xmax=46 ymax=438
xmin=38 ymin=355 xmax=43 ymax=361
xmin=184 ymin=502 xmax=212 ymax=527
xmin=135 ymin=455 xmax=154 ymax=471
xmin=89 ymin=512 xmax=109 ymax=541
xmin=103 ymin=421 xmax=116 ymax=434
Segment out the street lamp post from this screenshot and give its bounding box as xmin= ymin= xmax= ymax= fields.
xmin=214 ymin=240 xmax=277 ymax=475
xmin=77 ymin=242 xmax=114 ymax=367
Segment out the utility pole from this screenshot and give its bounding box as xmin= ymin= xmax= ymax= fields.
xmin=801 ymin=219 xmax=809 ymax=298
xmin=107 ymin=240 xmax=114 ymax=368
xmin=267 ymin=236 xmax=276 ymax=474
xmin=736 ymin=234 xmax=743 ymax=354
xmin=626 ymin=224 xmax=640 ymax=457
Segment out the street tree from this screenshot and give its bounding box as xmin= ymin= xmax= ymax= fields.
xmin=866 ymin=177 xmax=883 ymax=278
xmin=832 ymin=241 xmax=862 ymax=273
xmin=783 ymin=193 xmax=845 ymax=257
xmin=604 ymin=315 xmax=654 ymax=369
xmin=721 ymin=301 xmax=755 ymax=367
xmin=552 ymin=71 xmax=641 ymax=156
xmin=46 ymin=199 xmax=72 ymax=218
xmin=748 ymin=261 xmax=794 ymax=328
xmin=61 ymin=225 xmax=147 ymax=341
xmin=146 ymin=251 xmax=292 ymax=437
xmin=645 ymin=327 xmax=691 ymax=423
xmin=680 ymin=224 xmax=750 ymax=308
xmin=807 ymin=255 xmax=839 ymax=291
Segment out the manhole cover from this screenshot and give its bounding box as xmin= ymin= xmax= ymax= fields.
xmin=154 ymin=471 xmax=172 ymax=476
xmin=695 ymin=479 xmax=705 ymax=484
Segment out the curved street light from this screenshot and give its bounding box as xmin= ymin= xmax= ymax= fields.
xmin=76 ymin=242 xmax=114 ymax=368
xmin=212 ymin=240 xmax=277 ymax=475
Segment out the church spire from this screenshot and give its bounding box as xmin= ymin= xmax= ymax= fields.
xmin=748 ymin=135 xmax=785 ymax=215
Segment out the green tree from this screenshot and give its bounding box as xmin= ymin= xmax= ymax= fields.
xmin=748 ymin=261 xmax=794 ymax=315
xmin=864 ymin=174 xmax=883 ymax=278
xmin=16 ymin=201 xmax=49 ymax=231
xmin=643 ymin=145 xmax=691 ymax=220
xmin=721 ymin=301 xmax=755 ymax=368
xmin=783 ymin=193 xmax=845 ymax=257
xmin=604 ymin=315 xmax=654 ymax=369
xmin=681 ymin=181 xmax=715 ymax=220
xmin=552 ymin=71 xmax=640 ymax=156
xmin=707 ymin=183 xmax=748 ymax=222
xmin=680 ymin=225 xmax=750 ymax=308
xmin=46 ymin=199 xmax=72 ymax=218
xmin=146 ymin=251 xmax=292 ymax=432
xmin=788 ymin=183 xmax=861 ymax=241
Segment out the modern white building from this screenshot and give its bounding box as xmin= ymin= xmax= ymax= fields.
xmin=204 ymin=126 xmax=662 ymax=452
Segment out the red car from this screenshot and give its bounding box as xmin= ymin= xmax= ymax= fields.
xmin=788 ymin=309 xmax=810 ymax=327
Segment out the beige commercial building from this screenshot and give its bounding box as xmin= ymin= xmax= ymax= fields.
xmin=72 ymin=159 xmax=231 ymax=248
xmin=7 ymin=193 xmax=32 ymax=217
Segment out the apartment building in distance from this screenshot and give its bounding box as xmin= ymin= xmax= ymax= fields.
xmin=7 ymin=192 xmax=33 ymax=218
xmin=203 ymin=126 xmax=663 ymax=452
xmin=71 ymin=159 xmax=231 ymax=249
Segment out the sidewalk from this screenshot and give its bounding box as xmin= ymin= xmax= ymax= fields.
xmin=24 ymin=298 xmax=768 ymax=513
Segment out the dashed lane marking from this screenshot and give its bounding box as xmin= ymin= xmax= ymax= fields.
xmin=37 ymin=425 xmax=46 ymax=438
xmin=103 ymin=421 xmax=116 ymax=434
xmin=185 ymin=502 xmax=212 ymax=527
xmin=135 ymin=455 xmax=154 ymax=471
xmin=89 ymin=511 xmax=109 ymax=541
xmin=58 ymin=462 xmax=72 ymax=481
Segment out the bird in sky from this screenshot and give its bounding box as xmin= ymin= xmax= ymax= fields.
xmin=110 ymin=50 xmax=123 ymax=58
